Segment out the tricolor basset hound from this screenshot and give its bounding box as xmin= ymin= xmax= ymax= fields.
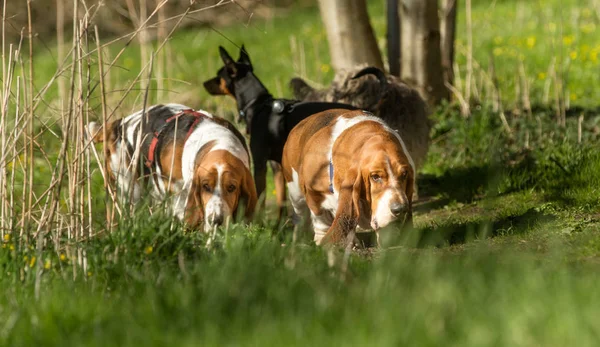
xmin=282 ymin=109 xmax=414 ymax=245
xmin=86 ymin=104 xmax=257 ymax=232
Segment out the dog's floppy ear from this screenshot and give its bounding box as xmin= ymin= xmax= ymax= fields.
xmin=238 ymin=165 xmax=257 ymax=221
xmin=238 ymin=44 xmax=252 ymax=68
xmin=185 ymin=176 xmax=205 ymax=229
xmin=323 ymin=167 xmax=363 ymax=244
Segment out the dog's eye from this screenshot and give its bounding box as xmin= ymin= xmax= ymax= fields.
xmin=370 ymin=173 xmax=382 ymax=182
xmin=202 ymin=184 xmax=212 ymax=193
xmin=227 ymin=184 xmax=236 ymax=193
xmin=399 ymin=171 xmax=408 ymax=180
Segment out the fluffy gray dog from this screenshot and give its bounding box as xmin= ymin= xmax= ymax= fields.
xmin=290 ymin=67 xmax=431 ymax=177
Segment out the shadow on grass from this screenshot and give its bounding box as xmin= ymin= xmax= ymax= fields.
xmin=415 ymin=208 xmax=555 ymax=247
xmin=417 ymin=164 xmax=497 ymax=210
xmin=356 ymin=208 xmax=555 ymax=248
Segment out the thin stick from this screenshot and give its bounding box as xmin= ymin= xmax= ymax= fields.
xmin=95 ymin=26 xmax=114 ymax=232
xmin=465 ymin=0 xmax=473 ymax=107
xmin=26 ymin=0 xmax=35 ymax=239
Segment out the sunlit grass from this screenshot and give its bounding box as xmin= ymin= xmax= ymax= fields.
xmin=2 ymin=0 xmax=600 ymax=345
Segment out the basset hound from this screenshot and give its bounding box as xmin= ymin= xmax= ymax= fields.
xmin=86 ymin=104 xmax=257 ymax=232
xmin=282 ymin=109 xmax=414 ymax=245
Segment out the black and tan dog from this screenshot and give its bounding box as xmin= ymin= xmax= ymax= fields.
xmin=203 ymin=45 xmax=358 ymax=219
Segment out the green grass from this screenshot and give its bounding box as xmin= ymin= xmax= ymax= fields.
xmin=2 ymin=0 xmax=600 ymax=345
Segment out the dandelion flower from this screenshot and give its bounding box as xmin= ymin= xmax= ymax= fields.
xmin=526 ymin=36 xmax=536 ymax=48
xmin=563 ymin=35 xmax=574 ymax=46
xmin=570 ymin=51 xmax=578 ymax=60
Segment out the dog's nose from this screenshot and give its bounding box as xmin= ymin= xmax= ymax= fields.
xmin=390 ymin=203 xmax=407 ymax=216
xmin=211 ymin=214 xmax=224 ymax=226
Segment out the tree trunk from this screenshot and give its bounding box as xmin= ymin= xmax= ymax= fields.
xmin=387 ymin=0 xmax=401 ymax=76
xmin=400 ymin=0 xmax=449 ymax=105
xmin=318 ymin=0 xmax=384 ymax=72
xmin=440 ymin=0 xmax=458 ymax=87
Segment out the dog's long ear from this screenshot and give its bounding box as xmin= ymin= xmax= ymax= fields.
xmin=323 ymin=167 xmax=362 ymax=244
xmin=185 ymin=176 xmax=205 ymax=229
xmin=238 ymin=44 xmax=252 ymax=68
xmin=238 ymin=165 xmax=257 ymax=221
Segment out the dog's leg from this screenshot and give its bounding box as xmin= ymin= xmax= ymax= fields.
xmin=269 ymin=161 xmax=287 ymax=223
xmin=254 ymin=158 xmax=268 ymax=208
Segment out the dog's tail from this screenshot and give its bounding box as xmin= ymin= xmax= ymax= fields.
xmin=351 ymin=66 xmax=389 ymax=113
xmin=85 ymin=122 xmax=105 ymax=143
xmin=351 ymin=66 xmax=388 ymax=88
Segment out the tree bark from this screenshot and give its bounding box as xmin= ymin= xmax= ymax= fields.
xmin=387 ymin=0 xmax=401 ymax=76
xmin=318 ymin=0 xmax=384 ymax=72
xmin=400 ymin=0 xmax=449 ymax=105
xmin=440 ymin=0 xmax=458 ymax=87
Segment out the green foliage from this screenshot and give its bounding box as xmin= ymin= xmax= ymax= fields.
xmin=3 ymin=0 xmax=600 ymax=345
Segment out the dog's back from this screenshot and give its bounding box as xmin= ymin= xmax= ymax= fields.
xmin=290 ymin=67 xmax=430 ymax=172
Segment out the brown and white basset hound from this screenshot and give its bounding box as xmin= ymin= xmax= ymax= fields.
xmin=86 ymin=104 xmax=257 ymax=232
xmin=282 ymin=109 xmax=414 ymax=245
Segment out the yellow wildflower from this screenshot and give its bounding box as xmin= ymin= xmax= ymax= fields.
xmin=526 ymin=36 xmax=536 ymax=48
xmin=3 ymin=234 xmax=10 ymax=242
xmin=590 ymin=50 xmax=598 ymax=63
xmin=538 ymin=72 xmax=546 ymax=80
xmin=29 ymin=256 xmax=36 ymax=268
xmin=59 ymin=253 xmax=67 ymax=262
xmin=9 ymin=244 xmax=14 ymax=251
xmin=570 ymin=51 xmax=578 ymax=60
xmin=320 ymin=64 xmax=330 ymax=73
xmin=144 ymin=246 xmax=153 ymax=255
xmin=87 ymin=271 xmax=93 ymax=277
xmin=44 ymin=259 xmax=51 ymax=270
xmin=570 ymin=93 xmax=578 ymax=101
xmin=493 ymin=47 xmax=503 ymax=56
xmin=563 ymin=35 xmax=574 ymax=46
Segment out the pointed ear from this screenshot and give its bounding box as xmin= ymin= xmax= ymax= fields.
xmin=185 ymin=177 xmax=205 ymax=229
xmin=238 ymin=165 xmax=257 ymax=221
xmin=219 ymin=46 xmax=235 ymax=65
xmin=323 ymin=167 xmax=362 ymax=245
xmin=238 ymin=44 xmax=252 ymax=66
